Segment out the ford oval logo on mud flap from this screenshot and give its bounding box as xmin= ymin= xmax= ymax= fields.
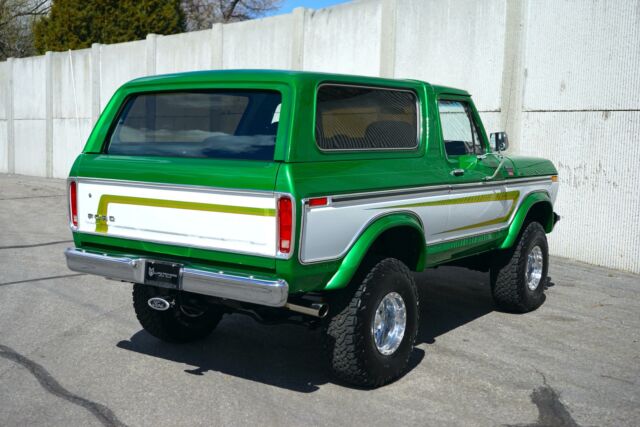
xmin=148 ymin=297 xmax=171 ymax=311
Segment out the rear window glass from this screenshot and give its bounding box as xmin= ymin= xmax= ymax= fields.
xmin=107 ymin=90 xmax=282 ymax=160
xmin=315 ymin=85 xmax=418 ymax=151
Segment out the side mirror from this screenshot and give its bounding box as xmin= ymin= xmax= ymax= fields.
xmin=490 ymin=132 xmax=509 ymax=153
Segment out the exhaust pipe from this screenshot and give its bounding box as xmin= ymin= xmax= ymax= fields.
xmin=285 ymin=302 xmax=329 ymax=318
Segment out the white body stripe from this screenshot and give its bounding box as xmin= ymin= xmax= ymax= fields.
xmin=76 ymin=180 xmax=277 ymax=256
xmin=300 ymin=178 xmax=558 ymax=263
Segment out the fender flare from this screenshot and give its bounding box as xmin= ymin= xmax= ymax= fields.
xmin=324 ymin=212 xmax=426 ymax=290
xmin=500 ymin=191 xmax=554 ymax=250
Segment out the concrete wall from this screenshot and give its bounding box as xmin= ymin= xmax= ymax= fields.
xmin=0 ymin=61 xmax=9 ymax=173
xmin=303 ymin=1 xmax=383 ymax=76
xmin=99 ymin=40 xmax=147 ymax=110
xmin=12 ymin=55 xmax=47 ymax=177
xmin=394 ymin=0 xmax=506 ymax=112
xmin=156 ymin=30 xmax=215 ymax=73
xmin=223 ymin=14 xmax=295 ymax=69
xmin=0 ymin=0 xmax=638 ymax=274
xmin=51 ymin=49 xmax=94 ymax=179
xmin=518 ymin=0 xmax=640 ymax=274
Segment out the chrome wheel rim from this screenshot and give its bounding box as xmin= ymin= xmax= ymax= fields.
xmin=526 ymin=245 xmax=544 ymax=291
xmin=372 ymin=292 xmax=407 ymax=356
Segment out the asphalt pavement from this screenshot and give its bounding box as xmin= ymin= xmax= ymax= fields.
xmin=0 ymin=174 xmax=638 ymax=427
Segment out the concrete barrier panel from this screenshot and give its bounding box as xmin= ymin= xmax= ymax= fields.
xmin=156 ymin=30 xmax=214 ymax=74
xmin=0 ymin=121 xmax=7 ymax=172
xmin=0 ymin=62 xmax=8 ymax=173
xmin=14 ymin=120 xmax=46 ymax=176
xmin=223 ymin=15 xmax=293 ymax=69
xmin=524 ymin=0 xmax=640 ymax=111
xmin=0 ymin=62 xmax=9 ymax=120
xmin=522 ymin=110 xmax=640 ymax=274
xmin=478 ymin=112 xmax=502 ymax=136
xmin=52 ymin=118 xmax=92 ymax=178
xmin=303 ymin=2 xmax=382 ymax=76
xmin=12 ymin=56 xmax=47 ymax=119
xmin=394 ymin=0 xmax=506 ymax=111
xmin=100 ymin=40 xmax=147 ymax=110
xmin=51 ymin=50 xmax=92 ymax=120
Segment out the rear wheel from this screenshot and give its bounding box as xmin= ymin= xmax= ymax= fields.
xmin=133 ymin=284 xmax=224 ymax=343
xmin=491 ymin=222 xmax=549 ymax=313
xmin=324 ymin=258 xmax=419 ymax=388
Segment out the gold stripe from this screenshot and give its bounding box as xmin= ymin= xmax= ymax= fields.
xmin=95 ymin=195 xmax=275 ymax=233
xmin=440 ymin=192 xmax=520 ymax=233
xmin=378 ymin=190 xmax=520 ymax=210
xmin=370 ymin=190 xmax=521 ymax=234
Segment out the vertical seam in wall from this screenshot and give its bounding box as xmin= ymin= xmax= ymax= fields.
xmin=379 ymin=0 xmax=397 ymax=78
xmin=291 ymin=8 xmax=307 ymax=70
xmin=500 ymin=0 xmax=528 ymax=154
xmin=7 ymin=58 xmax=14 ymax=174
xmin=91 ymin=44 xmax=101 ymax=124
xmin=220 ymin=24 xmax=224 ymax=69
xmin=146 ymin=34 xmax=157 ymax=76
xmin=211 ymin=23 xmax=224 ymax=69
xmin=99 ymin=45 xmax=104 ymax=116
xmin=45 ymin=52 xmax=53 ymax=178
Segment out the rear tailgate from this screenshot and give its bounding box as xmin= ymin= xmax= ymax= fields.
xmin=70 ymin=87 xmax=287 ymax=269
xmin=75 ymin=176 xmax=277 ymax=257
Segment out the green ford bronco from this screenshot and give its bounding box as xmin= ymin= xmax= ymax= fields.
xmin=65 ymin=70 xmax=560 ymax=387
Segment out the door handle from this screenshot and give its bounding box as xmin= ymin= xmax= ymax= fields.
xmin=451 ymin=169 xmax=465 ymax=177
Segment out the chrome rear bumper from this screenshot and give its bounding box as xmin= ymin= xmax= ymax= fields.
xmin=64 ymin=248 xmax=288 ymax=307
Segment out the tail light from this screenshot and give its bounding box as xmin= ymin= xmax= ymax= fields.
xmin=69 ymin=181 xmax=78 ymax=228
xmin=277 ymin=196 xmax=292 ymax=254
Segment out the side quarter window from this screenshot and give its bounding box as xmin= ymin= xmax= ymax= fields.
xmin=437 ymin=100 xmax=484 ymax=157
xmin=315 ymin=84 xmax=419 ymax=151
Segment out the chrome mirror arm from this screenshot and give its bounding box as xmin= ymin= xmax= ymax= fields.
xmin=484 ymin=157 xmax=506 ymax=181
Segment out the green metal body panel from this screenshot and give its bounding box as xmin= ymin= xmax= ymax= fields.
xmin=324 ymin=213 xmax=426 ymax=291
xmin=500 ymin=192 xmax=555 ymax=250
xmin=425 ymin=230 xmax=508 ymax=267
xmin=69 ymin=70 xmax=558 ymax=295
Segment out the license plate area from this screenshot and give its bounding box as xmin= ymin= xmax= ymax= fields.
xmin=144 ymin=260 xmax=181 ymax=289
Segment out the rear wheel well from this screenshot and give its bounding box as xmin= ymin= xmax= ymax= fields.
xmin=363 ymin=226 xmax=423 ymax=272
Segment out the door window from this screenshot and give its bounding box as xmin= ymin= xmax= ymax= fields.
xmin=438 ymin=100 xmax=484 ymax=156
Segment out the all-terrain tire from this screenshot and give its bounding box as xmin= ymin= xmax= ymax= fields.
xmin=490 ymin=221 xmax=549 ymax=313
xmin=133 ymin=284 xmax=223 ymax=343
xmin=324 ymin=258 xmax=419 ymax=388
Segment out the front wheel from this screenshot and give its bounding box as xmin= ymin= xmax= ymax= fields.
xmin=324 ymin=258 xmax=419 ymax=388
xmin=491 ymin=221 xmax=549 ymax=313
xmin=133 ymin=284 xmax=224 ymax=343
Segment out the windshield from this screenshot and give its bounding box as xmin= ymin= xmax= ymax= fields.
xmin=106 ymin=90 xmax=282 ymax=160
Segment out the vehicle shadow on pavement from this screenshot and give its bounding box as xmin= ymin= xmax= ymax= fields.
xmin=116 ymin=266 xmax=492 ymax=392
xmin=415 ymin=266 xmax=495 ymax=345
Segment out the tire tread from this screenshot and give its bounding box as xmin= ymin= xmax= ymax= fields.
xmin=325 ymin=258 xmax=418 ymax=387
xmin=491 ymin=222 xmax=547 ymax=313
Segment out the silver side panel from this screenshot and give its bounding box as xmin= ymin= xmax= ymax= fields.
xmin=300 ymin=177 xmax=556 ymax=264
xmin=300 ymin=190 xmax=449 ymax=263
